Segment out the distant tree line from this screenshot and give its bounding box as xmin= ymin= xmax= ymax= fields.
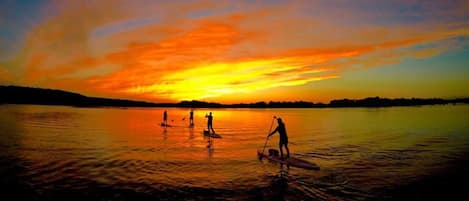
xmin=1 ymin=85 xmax=468 ymax=108
xmin=328 ymin=97 xmax=468 ymax=107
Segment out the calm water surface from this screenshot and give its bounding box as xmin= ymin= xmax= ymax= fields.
xmin=0 ymin=104 xmax=468 ymax=200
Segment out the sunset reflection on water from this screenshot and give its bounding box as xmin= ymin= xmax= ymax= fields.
xmin=0 ymin=104 xmax=468 ymax=200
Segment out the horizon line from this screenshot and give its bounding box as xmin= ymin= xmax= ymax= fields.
xmin=0 ymin=85 xmax=469 ymax=107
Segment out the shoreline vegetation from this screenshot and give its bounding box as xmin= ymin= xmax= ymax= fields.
xmin=1 ymin=85 xmax=468 ymax=108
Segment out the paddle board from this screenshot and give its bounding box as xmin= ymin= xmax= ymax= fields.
xmin=257 ymin=150 xmax=319 ymax=170
xmin=203 ymin=130 xmax=222 ymax=138
xmin=160 ymin=123 xmax=171 ymax=127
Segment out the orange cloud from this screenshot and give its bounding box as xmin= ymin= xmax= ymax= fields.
xmin=3 ymin=0 xmax=468 ymax=102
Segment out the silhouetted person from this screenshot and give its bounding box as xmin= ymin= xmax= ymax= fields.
xmin=269 ymin=118 xmax=290 ymax=159
xmin=189 ymin=109 xmax=194 ymax=126
xmin=163 ymin=110 xmax=168 ymax=126
xmin=205 ymin=112 xmax=215 ymax=133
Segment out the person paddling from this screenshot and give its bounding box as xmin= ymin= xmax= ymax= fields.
xmin=163 ymin=110 xmax=168 ymax=126
xmin=189 ymin=109 xmax=194 ymax=126
xmin=205 ymin=112 xmax=215 ymax=133
xmin=268 ymin=118 xmax=290 ymax=159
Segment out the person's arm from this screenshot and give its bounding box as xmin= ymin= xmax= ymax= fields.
xmin=268 ymin=127 xmax=278 ymax=137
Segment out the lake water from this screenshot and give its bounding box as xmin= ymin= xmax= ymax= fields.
xmin=0 ymin=104 xmax=468 ymax=200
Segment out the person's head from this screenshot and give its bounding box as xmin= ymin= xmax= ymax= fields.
xmin=209 ymin=112 xmax=212 ymax=115
xmin=277 ymin=118 xmax=283 ymax=124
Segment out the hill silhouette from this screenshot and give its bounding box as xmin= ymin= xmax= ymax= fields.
xmin=1 ymin=85 xmax=467 ymax=108
xmin=0 ymin=86 xmax=164 ymax=107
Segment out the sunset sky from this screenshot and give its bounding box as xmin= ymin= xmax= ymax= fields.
xmin=0 ymin=0 xmax=468 ymax=103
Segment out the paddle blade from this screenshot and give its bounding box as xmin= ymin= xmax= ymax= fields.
xmin=257 ymin=150 xmax=265 ymax=160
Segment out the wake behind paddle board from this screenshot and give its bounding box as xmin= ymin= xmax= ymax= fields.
xmin=257 ymin=150 xmax=319 ymax=170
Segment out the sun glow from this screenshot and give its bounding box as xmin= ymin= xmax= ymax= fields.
xmin=126 ymin=58 xmax=333 ymax=100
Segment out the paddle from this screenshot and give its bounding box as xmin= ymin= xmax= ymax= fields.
xmin=259 ymin=116 xmax=276 ymax=159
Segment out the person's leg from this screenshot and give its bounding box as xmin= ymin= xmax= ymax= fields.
xmin=279 ymin=144 xmax=284 ymax=159
xmin=285 ymin=144 xmax=290 ymax=158
xmin=210 ymin=124 xmax=215 ymax=133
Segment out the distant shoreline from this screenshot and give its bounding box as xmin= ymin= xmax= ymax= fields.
xmin=1 ymin=85 xmax=468 ymax=108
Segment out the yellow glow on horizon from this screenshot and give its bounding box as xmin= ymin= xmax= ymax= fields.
xmin=125 ymin=58 xmax=333 ymax=101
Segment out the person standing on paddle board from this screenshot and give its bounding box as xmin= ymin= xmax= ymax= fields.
xmin=189 ymin=109 xmax=194 ymax=126
xmin=163 ymin=110 xmax=168 ymax=126
xmin=268 ymin=118 xmax=290 ymax=159
xmin=205 ymin=112 xmax=215 ymax=133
